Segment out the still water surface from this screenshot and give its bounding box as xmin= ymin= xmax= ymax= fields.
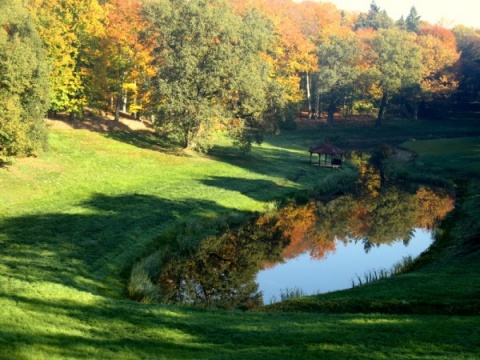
xmin=257 ymin=229 xmax=433 ymax=303
xmin=153 ymin=184 xmax=453 ymax=309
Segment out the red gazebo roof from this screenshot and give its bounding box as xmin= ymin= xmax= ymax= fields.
xmin=309 ymin=143 xmax=344 ymax=155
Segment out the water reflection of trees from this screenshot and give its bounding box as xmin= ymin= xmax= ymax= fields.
xmin=152 ymin=184 xmax=453 ymax=309
xmin=157 ymin=217 xmax=288 ymax=309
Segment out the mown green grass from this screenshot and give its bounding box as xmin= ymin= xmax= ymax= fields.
xmin=1 ymin=118 xmax=480 ymax=359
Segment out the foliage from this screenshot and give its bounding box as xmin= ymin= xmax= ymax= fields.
xmin=316 ymin=33 xmax=364 ymax=125
xmin=28 ymin=0 xmax=104 ymax=117
xmin=145 ymin=0 xmax=278 ymax=151
xmin=453 ymin=26 xmax=480 ymax=103
xmin=355 ymin=1 xmax=393 ymax=31
xmin=405 ymin=6 xmax=421 ymax=33
xmin=416 ymin=25 xmax=460 ymax=106
xmin=90 ymin=0 xmax=155 ymax=120
xmin=0 ymin=0 xmax=50 ymax=159
xmin=370 ymin=28 xmax=423 ymax=126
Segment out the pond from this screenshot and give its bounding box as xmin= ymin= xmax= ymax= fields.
xmin=257 ymin=228 xmax=434 ymax=304
xmin=142 ymin=181 xmax=454 ymax=310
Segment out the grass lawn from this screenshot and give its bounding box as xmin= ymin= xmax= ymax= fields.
xmin=1 ymin=117 xmax=479 ymax=359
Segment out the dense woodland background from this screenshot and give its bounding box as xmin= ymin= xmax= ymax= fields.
xmin=1 ymin=0 xmax=479 ymax=159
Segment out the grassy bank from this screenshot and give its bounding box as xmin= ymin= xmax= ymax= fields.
xmin=1 ymin=117 xmax=479 ymax=359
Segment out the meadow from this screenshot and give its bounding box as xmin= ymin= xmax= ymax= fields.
xmin=1 ymin=115 xmax=479 ymax=359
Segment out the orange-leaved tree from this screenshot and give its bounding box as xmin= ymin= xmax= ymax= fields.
xmin=415 ymin=24 xmax=460 ymax=116
xmin=90 ymin=0 xmax=155 ymax=121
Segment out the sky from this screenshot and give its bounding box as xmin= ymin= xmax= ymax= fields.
xmin=317 ymin=0 xmax=480 ymax=28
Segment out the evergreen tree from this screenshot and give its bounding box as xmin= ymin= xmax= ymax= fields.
xmin=355 ymin=1 xmax=393 ymax=31
xmin=406 ymin=6 xmax=421 ymax=32
xmin=0 ymin=0 xmax=50 ymax=160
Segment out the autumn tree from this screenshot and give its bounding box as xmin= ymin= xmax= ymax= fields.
xmin=89 ymin=0 xmax=154 ymax=121
xmin=0 ymin=0 xmax=50 ymax=159
xmin=414 ymin=24 xmax=460 ymax=118
xmin=229 ymin=0 xmax=319 ymax=123
xmin=453 ymin=26 xmax=480 ymax=103
xmin=146 ymin=0 xmax=279 ymax=151
xmin=28 ymin=0 xmax=104 ymax=119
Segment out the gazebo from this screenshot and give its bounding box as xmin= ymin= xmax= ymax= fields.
xmin=309 ymin=143 xmax=344 ymax=168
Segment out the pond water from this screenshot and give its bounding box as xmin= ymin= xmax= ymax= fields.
xmin=256 ymin=228 xmax=433 ymax=303
xmin=150 ymin=182 xmax=454 ymax=309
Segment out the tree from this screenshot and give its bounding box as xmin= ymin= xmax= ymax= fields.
xmin=0 ymin=0 xmax=50 ymax=159
xmin=453 ymin=26 xmax=480 ymax=103
xmin=146 ymin=0 xmax=278 ymax=151
xmin=370 ymin=28 xmax=422 ymax=126
xmin=229 ymin=0 xmax=319 ymax=120
xmin=415 ymin=25 xmax=460 ymax=117
xmin=405 ymin=6 xmax=421 ymax=33
xmin=355 ymin=1 xmax=393 ymax=31
xmin=28 ymin=0 xmax=104 ymax=119
xmin=316 ymin=33 xmax=363 ymax=125
xmin=91 ymin=0 xmax=155 ymax=121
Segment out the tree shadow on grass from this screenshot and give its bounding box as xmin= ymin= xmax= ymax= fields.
xmin=102 ymin=130 xmax=187 ymax=156
xmin=208 ymin=144 xmax=313 ymax=180
xmin=200 ymin=176 xmax=284 ymax=202
xmin=1 ymin=288 xmax=479 ymax=359
xmin=0 ymin=193 xmax=241 ymax=296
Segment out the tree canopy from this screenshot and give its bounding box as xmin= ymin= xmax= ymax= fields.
xmin=1 ymin=0 xmax=476 ymax=159
xmin=145 ymin=0 xmax=280 ymax=151
xmin=0 ymin=0 xmax=50 ymax=159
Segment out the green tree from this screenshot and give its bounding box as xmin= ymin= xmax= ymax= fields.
xmin=405 ymin=6 xmax=421 ymax=33
xmin=370 ymin=28 xmax=422 ymax=126
xmin=145 ymin=0 xmax=278 ymax=152
xmin=0 ymin=0 xmax=50 ymax=160
xmin=316 ymin=34 xmax=363 ymax=126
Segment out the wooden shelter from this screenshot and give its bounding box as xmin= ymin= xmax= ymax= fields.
xmin=309 ymin=143 xmax=344 ymax=168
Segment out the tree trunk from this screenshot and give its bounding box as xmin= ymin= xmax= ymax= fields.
xmin=114 ymin=94 xmax=122 ymax=122
xmin=327 ymin=100 xmax=335 ymax=127
xmin=306 ymin=71 xmax=312 ymax=119
xmin=315 ymin=92 xmax=320 ymax=120
xmin=375 ymin=91 xmax=388 ymax=127
xmin=412 ymin=101 xmax=418 ymax=120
